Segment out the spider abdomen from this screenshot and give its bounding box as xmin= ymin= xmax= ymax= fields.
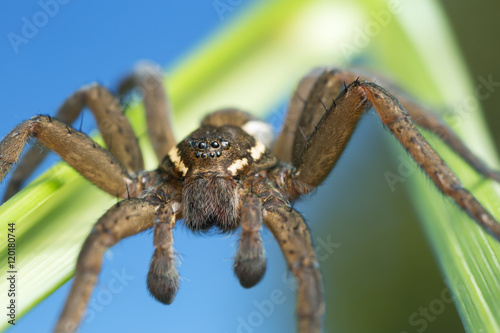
xmin=182 ymin=175 xmax=239 ymax=232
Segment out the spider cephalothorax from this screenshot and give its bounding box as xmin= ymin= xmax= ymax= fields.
xmin=159 ymin=120 xmax=277 ymax=232
xmin=1 ymin=65 xmax=500 ymax=333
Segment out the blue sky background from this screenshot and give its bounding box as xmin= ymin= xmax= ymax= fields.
xmin=0 ymin=1 xmax=304 ymax=333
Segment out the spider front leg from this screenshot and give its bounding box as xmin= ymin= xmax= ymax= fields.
xmin=2 ymin=84 xmax=143 ymax=201
xmin=276 ymin=68 xmax=500 ymax=182
xmin=264 ymin=204 xmax=323 ymax=333
xmin=0 ymin=115 xmax=134 ymax=197
xmin=55 ymin=199 xmax=157 ymax=333
xmin=249 ymin=177 xmax=323 ymax=333
xmin=273 ymin=67 xmax=330 ymax=163
xmin=395 ymin=93 xmax=500 ymax=182
xmin=363 ymin=83 xmax=500 ymax=238
xmin=278 ymin=69 xmax=500 ymax=240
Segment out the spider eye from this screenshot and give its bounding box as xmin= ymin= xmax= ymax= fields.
xmin=216 ymin=151 xmax=221 ymax=157
xmin=190 ymin=141 xmax=198 ymax=148
xmin=198 ymin=142 xmax=206 ymax=149
xmin=201 ymin=153 xmax=207 ymax=158
xmin=209 ymin=152 xmax=215 ymax=158
xmin=221 ymin=140 xmax=230 ymax=150
xmin=211 ymin=141 xmax=220 ymax=148
xmin=195 ymin=152 xmax=201 ymax=158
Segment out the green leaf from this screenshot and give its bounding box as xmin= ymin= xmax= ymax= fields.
xmin=366 ymin=0 xmax=500 ymax=331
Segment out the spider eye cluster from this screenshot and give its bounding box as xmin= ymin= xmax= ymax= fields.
xmin=189 ymin=139 xmax=230 ymax=159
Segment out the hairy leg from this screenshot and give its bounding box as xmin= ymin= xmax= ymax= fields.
xmin=0 ymin=116 xmax=133 ymax=198
xmin=339 ymin=68 xmax=500 ymax=181
xmin=54 ymin=199 xmax=157 ymax=333
xmin=147 ymin=203 xmax=179 ymax=304
xmin=396 ymin=95 xmax=500 ymax=181
xmin=2 ymin=84 xmax=143 ymax=201
xmin=274 ymin=68 xmax=346 ymax=164
xmin=276 ymin=68 xmax=500 ymax=182
xmin=233 ymin=193 xmax=266 ymax=288
xmin=118 ymin=63 xmax=177 ymax=161
xmin=250 ymin=175 xmax=323 ymax=332
xmin=263 ymin=204 xmax=323 ymax=333
xmin=281 ymin=73 xmax=500 ymax=240
xmin=273 ymin=69 xmax=322 ymax=162
xmin=362 ymin=82 xmax=500 ymax=239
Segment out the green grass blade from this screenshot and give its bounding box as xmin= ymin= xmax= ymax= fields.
xmin=366 ymin=0 xmax=500 ymax=331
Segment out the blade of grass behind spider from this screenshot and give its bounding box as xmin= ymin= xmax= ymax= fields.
xmin=0 ymin=0 xmax=365 ymax=329
xmin=364 ymin=0 xmax=500 ymax=331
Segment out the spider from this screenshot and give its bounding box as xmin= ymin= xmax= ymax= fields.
xmin=1 ymin=64 xmax=499 ymax=333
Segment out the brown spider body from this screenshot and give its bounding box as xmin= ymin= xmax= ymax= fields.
xmin=144 ymin=118 xmax=281 ymax=299
xmin=160 ymin=122 xmax=277 ymax=232
xmin=1 ymin=65 xmax=500 ymax=333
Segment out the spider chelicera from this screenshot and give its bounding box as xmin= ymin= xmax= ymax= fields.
xmin=1 ymin=64 xmax=499 ymax=333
